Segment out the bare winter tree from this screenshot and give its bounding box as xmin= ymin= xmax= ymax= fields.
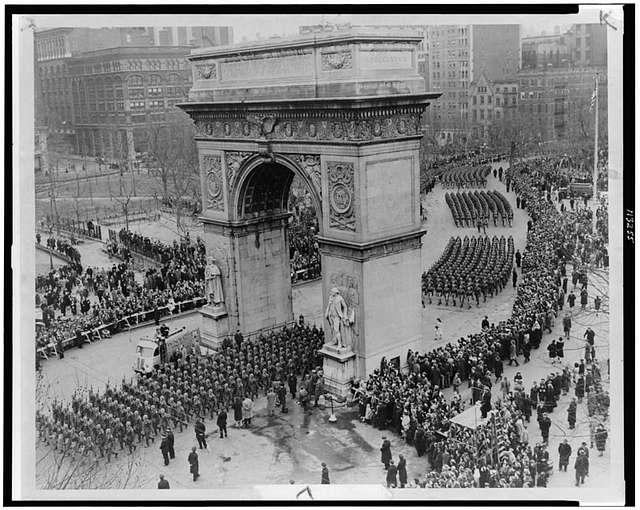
xmin=146 ymin=111 xmax=200 ymax=233
xmin=113 ymin=178 xmax=134 ymax=231
xmin=109 ymin=130 xmax=137 ymax=230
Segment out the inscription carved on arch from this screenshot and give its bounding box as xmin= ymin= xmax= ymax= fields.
xmin=327 ymin=161 xmax=356 ymax=232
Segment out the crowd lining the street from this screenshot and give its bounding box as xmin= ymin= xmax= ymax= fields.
xmin=35 ymin=232 xmax=207 ymax=360
xmin=34 ymin=150 xmax=610 ymax=488
xmin=358 ymin=154 xmax=610 ymax=488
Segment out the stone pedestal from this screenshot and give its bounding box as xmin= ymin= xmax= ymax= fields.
xmin=319 ymin=344 xmax=356 ymax=397
xmin=200 ymin=304 xmax=229 ymax=349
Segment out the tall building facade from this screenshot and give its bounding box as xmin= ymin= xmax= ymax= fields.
xmin=34 ymin=26 xmax=233 ymax=170
xmin=424 ymin=24 xmax=520 ymax=145
xmin=469 ymin=73 xmax=519 ymax=142
xmin=145 ymin=26 xmax=233 ymax=47
xmin=518 ymin=23 xmax=607 ymax=143
xmin=298 ymin=23 xmax=520 ymax=146
xmin=68 ymin=46 xmax=193 ymax=160
xmin=35 ymin=28 xmax=132 ymax=154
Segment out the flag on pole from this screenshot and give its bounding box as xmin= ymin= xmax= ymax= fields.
xmin=589 ymin=77 xmax=598 ymax=112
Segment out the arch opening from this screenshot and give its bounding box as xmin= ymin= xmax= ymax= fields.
xmin=234 ymin=159 xmax=323 ymax=324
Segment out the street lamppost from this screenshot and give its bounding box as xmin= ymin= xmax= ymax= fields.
xmin=48 ymin=224 xmax=54 ymax=270
xmin=327 ymin=394 xmax=337 ymax=423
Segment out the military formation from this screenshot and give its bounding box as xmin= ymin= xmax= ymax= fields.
xmin=445 ymin=190 xmax=514 ymax=229
xmin=439 ymin=164 xmax=492 ymax=189
xmin=422 ymin=235 xmax=515 ymax=308
xmin=36 ymin=322 xmax=325 ymax=464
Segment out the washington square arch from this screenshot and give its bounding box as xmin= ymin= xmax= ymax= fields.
xmin=179 ymin=29 xmax=440 ymax=395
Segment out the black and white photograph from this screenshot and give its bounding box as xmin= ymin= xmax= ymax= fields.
xmin=7 ymin=4 xmax=632 ymax=504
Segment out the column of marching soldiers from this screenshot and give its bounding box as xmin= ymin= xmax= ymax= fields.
xmin=36 ymin=322 xmax=325 ymax=464
xmin=422 ymin=235 xmax=515 ymax=308
xmin=423 ymin=164 xmax=516 ymax=309
xmin=445 ymin=190 xmax=514 ymax=229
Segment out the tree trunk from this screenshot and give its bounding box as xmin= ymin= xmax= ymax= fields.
xmin=175 ymin=200 xmax=183 ymax=233
xmin=162 ymin=172 xmax=168 ymax=201
xmin=124 ymin=203 xmax=129 ymax=231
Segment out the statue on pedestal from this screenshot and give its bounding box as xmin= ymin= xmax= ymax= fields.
xmin=324 ymin=287 xmax=355 ymax=350
xmin=205 ymin=256 xmax=225 ymax=307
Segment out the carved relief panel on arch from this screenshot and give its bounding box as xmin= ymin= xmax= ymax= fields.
xmin=327 ymin=161 xmax=356 ymax=232
xmin=202 ymin=154 xmax=225 ymax=212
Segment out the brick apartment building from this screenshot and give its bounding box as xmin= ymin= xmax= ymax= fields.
xmin=518 ymin=23 xmax=607 ymax=143
xmin=469 ymin=73 xmax=519 ymax=142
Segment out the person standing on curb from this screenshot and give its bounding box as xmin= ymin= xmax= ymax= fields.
xmin=386 ymin=460 xmax=398 ymax=488
xmin=397 ymin=455 xmax=408 ymax=488
xmin=188 ymin=446 xmax=199 ymax=481
xmin=380 ymin=436 xmax=392 ymax=470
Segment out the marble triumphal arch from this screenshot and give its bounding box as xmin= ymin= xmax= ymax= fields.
xmin=180 ymin=30 xmax=440 ymax=394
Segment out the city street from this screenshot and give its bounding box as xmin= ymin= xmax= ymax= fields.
xmin=37 ymin=159 xmax=611 ymax=489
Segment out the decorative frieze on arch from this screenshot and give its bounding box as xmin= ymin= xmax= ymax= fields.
xmin=190 ymin=104 xmax=424 ymax=143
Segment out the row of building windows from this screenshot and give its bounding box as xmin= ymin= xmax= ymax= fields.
xmin=36 ymin=37 xmax=67 ymax=61
xmin=471 ymin=108 xmax=518 ymax=122
xmin=76 ymin=58 xmax=188 ymax=76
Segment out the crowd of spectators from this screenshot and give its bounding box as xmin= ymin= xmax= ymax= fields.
xmin=36 ymin=231 xmax=208 ymax=361
xmin=288 ymin=198 xmax=321 ymax=283
xmin=356 ymin=154 xmax=609 ymax=488
xmin=38 ymin=236 xmax=82 ymax=271
xmin=114 ymin=229 xmax=206 ymax=269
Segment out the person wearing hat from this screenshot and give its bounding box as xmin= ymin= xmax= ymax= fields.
xmin=166 ymin=427 xmax=175 ymax=459
xmin=159 ymin=432 xmax=171 ymax=466
xmin=386 ymin=459 xmax=398 ymax=488
xmin=567 ymin=398 xmax=577 ymax=429
xmin=194 ymin=419 xmax=207 ymax=449
xmin=397 ymin=454 xmax=408 ymax=488
xmin=558 ymin=439 xmax=572 ymax=472
xmin=321 ymin=462 xmax=330 ymax=484
xmin=157 ymin=473 xmax=170 ymax=489
xmin=188 ymin=446 xmax=199 ymax=481
xmin=380 ymin=436 xmax=392 ymax=470
xmin=217 ymin=408 xmax=228 ymax=438
xmin=594 ymin=423 xmax=608 ymax=456
xmin=539 ymin=413 xmax=551 ymax=444
xmin=574 ymin=451 xmax=589 ymax=486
